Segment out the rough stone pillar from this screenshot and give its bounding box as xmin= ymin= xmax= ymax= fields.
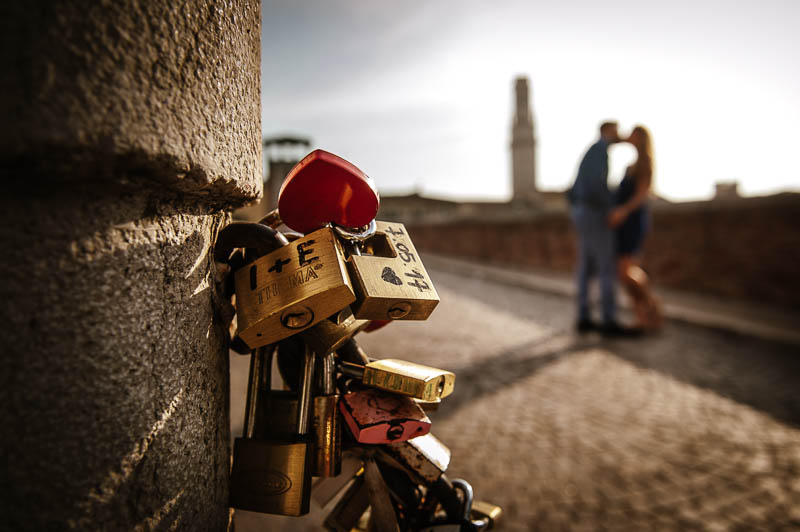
xmin=0 ymin=2 xmax=260 ymax=530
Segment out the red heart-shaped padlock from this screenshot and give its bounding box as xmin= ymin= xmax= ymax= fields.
xmin=278 ymin=149 xmax=380 ymax=234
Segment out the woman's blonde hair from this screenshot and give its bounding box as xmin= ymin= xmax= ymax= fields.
xmin=632 ymin=125 xmax=654 ymax=179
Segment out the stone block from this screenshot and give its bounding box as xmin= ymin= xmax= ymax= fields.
xmin=1 ymin=0 xmax=262 ymax=206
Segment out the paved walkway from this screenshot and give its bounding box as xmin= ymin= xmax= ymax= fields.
xmin=232 ymin=257 xmax=800 ymax=531
xmin=423 ymin=254 xmax=800 ymax=347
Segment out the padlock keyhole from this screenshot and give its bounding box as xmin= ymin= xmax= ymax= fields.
xmin=358 ymin=233 xmax=397 ymax=259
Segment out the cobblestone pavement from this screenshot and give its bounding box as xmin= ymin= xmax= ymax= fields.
xmin=232 ymin=266 xmax=800 ymax=531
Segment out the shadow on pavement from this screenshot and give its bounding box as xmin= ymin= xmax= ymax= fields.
xmin=436 ymin=334 xmax=597 ymax=422
xmin=433 ymin=269 xmax=800 ymax=428
xmin=603 ymin=324 xmax=800 ymax=428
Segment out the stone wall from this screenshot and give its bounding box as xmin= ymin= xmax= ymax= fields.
xmin=0 ymin=2 xmax=260 ymax=530
xmin=408 ymin=194 xmax=800 ymax=309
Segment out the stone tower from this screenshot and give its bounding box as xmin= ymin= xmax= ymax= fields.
xmin=511 ymin=76 xmax=537 ymax=201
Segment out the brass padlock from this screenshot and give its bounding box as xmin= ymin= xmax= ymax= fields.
xmin=338 ymin=357 xmax=455 ymax=402
xmin=213 ymin=222 xmax=290 ymax=353
xmin=339 ymin=221 xmax=439 ymax=321
xmin=229 ymin=345 xmax=315 ymax=516
xmin=258 ymin=351 xmax=342 ymax=478
xmin=234 ymin=226 xmax=356 ymax=348
xmin=378 ymin=433 xmax=451 ymax=486
xmin=471 ymin=500 xmax=503 ymax=530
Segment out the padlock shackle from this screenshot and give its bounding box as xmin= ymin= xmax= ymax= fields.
xmin=452 ymin=478 xmax=475 ymax=521
xmin=337 ymin=338 xmax=370 ymax=365
xmin=296 ymin=345 xmax=315 ymax=435
xmin=429 ymin=474 xmax=464 ymax=523
xmin=257 ymin=208 xmax=283 ymax=229
xmin=321 ymin=353 xmax=336 ymax=395
xmin=331 ymin=219 xmax=377 ymax=243
xmin=243 ymin=345 xmax=274 ymax=438
xmin=337 ymin=360 xmax=366 ymax=380
xmin=214 ymin=222 xmax=289 ymax=264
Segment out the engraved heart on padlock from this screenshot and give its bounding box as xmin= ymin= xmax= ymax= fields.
xmin=278 ymin=149 xmax=380 ymax=234
xmin=381 ymin=267 xmax=403 ymax=286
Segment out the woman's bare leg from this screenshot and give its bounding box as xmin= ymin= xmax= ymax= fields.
xmin=617 ymin=255 xmax=661 ymax=330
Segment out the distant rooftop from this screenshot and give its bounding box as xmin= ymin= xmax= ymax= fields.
xmin=262 ymin=135 xmax=311 ymax=147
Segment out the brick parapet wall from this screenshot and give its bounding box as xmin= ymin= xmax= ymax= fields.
xmin=408 ymin=195 xmax=800 ymax=309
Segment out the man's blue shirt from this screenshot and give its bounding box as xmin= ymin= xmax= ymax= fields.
xmin=569 ymin=139 xmax=612 ymax=211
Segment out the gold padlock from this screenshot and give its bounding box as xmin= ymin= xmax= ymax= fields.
xmin=339 ymin=357 xmax=455 ymax=401
xmin=229 ymin=346 xmax=315 ymax=516
xmin=342 ymin=221 xmax=439 ymax=321
xmin=234 ymin=226 xmax=356 ymax=348
xmin=472 ymin=500 xmax=503 ymax=530
xmin=259 ymin=352 xmax=342 ymax=478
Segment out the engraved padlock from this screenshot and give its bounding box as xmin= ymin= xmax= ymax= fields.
xmin=234 ymin=226 xmax=356 ymax=348
xmin=377 ymin=433 xmax=451 ymax=486
xmin=213 ymin=222 xmax=290 ymax=353
xmin=338 ymin=221 xmax=439 ymax=321
xmin=339 ymin=387 xmax=431 ymax=444
xmin=229 ymin=345 xmax=315 ymax=516
xmin=338 ymin=355 xmax=455 ymax=402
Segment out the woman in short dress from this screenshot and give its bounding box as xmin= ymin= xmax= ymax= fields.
xmin=609 ymin=125 xmax=663 ymax=331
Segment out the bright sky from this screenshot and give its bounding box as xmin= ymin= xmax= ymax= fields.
xmin=261 ymin=0 xmax=800 ymax=202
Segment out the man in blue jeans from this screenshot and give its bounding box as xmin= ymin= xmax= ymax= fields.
xmin=568 ymin=121 xmax=636 ymax=336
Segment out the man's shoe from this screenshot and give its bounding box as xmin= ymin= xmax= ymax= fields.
xmin=600 ymin=321 xmax=643 ymax=338
xmin=576 ymin=318 xmax=597 ymax=333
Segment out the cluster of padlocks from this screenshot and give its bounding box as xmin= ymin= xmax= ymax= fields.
xmin=214 ymin=149 xmax=502 ymax=531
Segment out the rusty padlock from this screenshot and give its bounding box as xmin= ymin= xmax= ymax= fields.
xmin=339 ymin=387 xmax=431 ymax=444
